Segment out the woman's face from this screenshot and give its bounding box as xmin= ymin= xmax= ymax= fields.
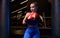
xmin=30 ymin=3 xmax=37 ymax=12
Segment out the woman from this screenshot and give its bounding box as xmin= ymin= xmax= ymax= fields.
xmin=22 ymin=2 xmax=43 ymax=38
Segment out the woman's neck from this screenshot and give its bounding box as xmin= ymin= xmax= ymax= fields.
xmin=32 ymin=11 xmax=36 ymax=13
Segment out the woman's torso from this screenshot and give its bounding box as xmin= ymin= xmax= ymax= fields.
xmin=26 ymin=12 xmax=40 ymax=28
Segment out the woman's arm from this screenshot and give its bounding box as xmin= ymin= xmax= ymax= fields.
xmin=39 ymin=15 xmax=45 ymax=26
xmin=22 ymin=13 xmax=30 ymax=24
xmin=39 ymin=15 xmax=43 ymax=22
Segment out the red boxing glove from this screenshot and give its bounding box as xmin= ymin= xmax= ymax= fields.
xmin=32 ymin=12 xmax=39 ymax=19
xmin=27 ymin=14 xmax=33 ymax=20
xmin=27 ymin=12 xmax=39 ymax=20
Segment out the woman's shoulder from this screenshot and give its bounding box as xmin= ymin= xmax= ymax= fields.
xmin=27 ymin=12 xmax=31 ymax=13
xmin=26 ymin=12 xmax=31 ymax=15
xmin=25 ymin=12 xmax=31 ymax=16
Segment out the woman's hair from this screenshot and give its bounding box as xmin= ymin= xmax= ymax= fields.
xmin=30 ymin=2 xmax=38 ymax=7
xmin=30 ymin=2 xmax=42 ymax=15
xmin=27 ymin=2 xmax=42 ymax=15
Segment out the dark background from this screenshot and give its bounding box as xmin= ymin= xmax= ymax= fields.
xmin=1 ymin=0 xmax=60 ymax=38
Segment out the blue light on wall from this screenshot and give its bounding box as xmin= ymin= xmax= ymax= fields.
xmin=7 ymin=0 xmax=10 ymax=37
